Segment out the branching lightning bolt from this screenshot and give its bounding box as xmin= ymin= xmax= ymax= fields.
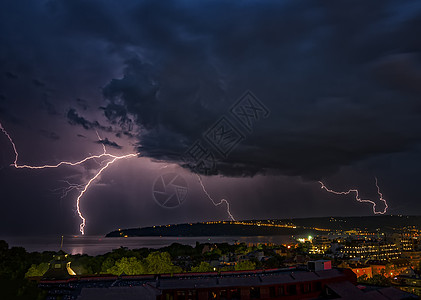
xmin=52 ymin=181 xmax=84 ymax=199
xmin=1 ymin=123 xmax=119 ymax=170
xmin=319 ymin=177 xmax=388 ymax=214
xmin=76 ymin=153 xmax=137 ymax=234
xmin=1 ymin=121 xmax=138 ymax=235
xmin=196 ymin=174 xmax=235 ymax=221
xmin=96 ymin=130 xmax=107 ymax=154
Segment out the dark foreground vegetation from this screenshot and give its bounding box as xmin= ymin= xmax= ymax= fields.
xmin=0 ymin=237 xmax=406 ymax=299
xmin=0 ymin=239 xmax=280 ymax=299
xmin=0 ymin=240 xmax=47 ymax=300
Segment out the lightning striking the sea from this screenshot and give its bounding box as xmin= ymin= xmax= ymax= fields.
xmin=196 ymin=174 xmax=236 ymax=221
xmin=319 ymin=177 xmax=388 ymax=214
xmin=1 ymin=121 xmax=138 ymax=234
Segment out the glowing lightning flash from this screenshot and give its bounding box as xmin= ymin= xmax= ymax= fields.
xmin=196 ymin=174 xmax=235 ymax=221
xmin=76 ymin=153 xmax=137 ymax=234
xmin=2 ymin=121 xmax=237 ymax=234
xmin=319 ymin=177 xmax=388 ymax=214
xmin=1 ymin=122 xmax=121 ymax=170
xmin=52 ymin=181 xmax=84 ymax=199
xmin=1 ymin=121 xmax=138 ymax=235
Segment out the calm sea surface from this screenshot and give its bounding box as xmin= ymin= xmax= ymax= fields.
xmin=0 ymin=235 xmax=294 ymax=255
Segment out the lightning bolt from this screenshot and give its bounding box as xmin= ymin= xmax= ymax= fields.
xmin=52 ymin=181 xmax=84 ymax=199
xmin=196 ymin=174 xmax=235 ymax=221
xmin=96 ymin=130 xmax=107 ymax=154
xmin=1 ymin=121 xmax=138 ymax=234
xmin=319 ymin=177 xmax=388 ymax=214
xmin=76 ymin=153 xmax=137 ymax=234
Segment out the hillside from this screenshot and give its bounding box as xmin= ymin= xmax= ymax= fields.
xmin=106 ymin=215 xmax=421 ymax=238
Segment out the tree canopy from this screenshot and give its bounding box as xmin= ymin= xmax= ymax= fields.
xmin=191 ymin=261 xmax=213 ymax=273
xmin=235 ymin=260 xmax=256 ymax=271
xmin=107 ymin=257 xmax=145 ymax=275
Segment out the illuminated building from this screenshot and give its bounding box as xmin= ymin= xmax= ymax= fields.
xmin=342 ymin=242 xmax=401 ymax=260
xmin=371 ymin=263 xmax=386 ymax=276
xmin=337 ymin=261 xmax=373 ymax=278
xmin=401 ymin=251 xmax=421 ymax=268
xmin=393 ymin=268 xmax=421 ymax=297
xmin=342 ymin=260 xmax=411 ymax=279
xmin=388 ymin=233 xmax=417 ymax=252
xmin=351 ymin=266 xmax=373 ymax=278
xmin=309 ymin=236 xmax=331 ymax=254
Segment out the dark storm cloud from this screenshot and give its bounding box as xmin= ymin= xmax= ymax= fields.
xmin=115 ymin=131 xmax=134 ymax=139
xmin=2 ymin=0 xmax=421 ymax=181
xmin=1 ymin=0 xmax=421 ymax=236
xmin=372 ymin=53 xmax=421 ymax=95
xmin=5 ymin=0 xmax=421 ymax=178
xmin=76 ymin=98 xmax=89 ymax=111
xmin=67 ymin=108 xmax=112 ymax=132
xmin=100 ymin=102 xmax=135 ymax=132
xmin=89 ymin=0 xmax=421 ymax=179
xmin=67 ymin=108 xmax=93 ymax=130
xmin=95 ymin=138 xmax=122 ymax=149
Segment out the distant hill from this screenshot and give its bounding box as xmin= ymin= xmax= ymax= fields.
xmin=106 ymin=215 xmax=421 ymax=238
xmin=291 ymin=215 xmax=421 ymax=231
xmin=106 ymin=223 xmax=316 ymax=237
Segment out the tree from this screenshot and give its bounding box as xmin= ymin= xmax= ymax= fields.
xmin=234 ymin=243 xmax=248 ymax=255
xmin=191 ymin=262 xmax=212 ymax=273
xmin=70 ymin=255 xmax=94 ymax=275
xmin=235 ymin=260 xmax=256 ymax=271
xmin=101 ymin=257 xmax=115 ymax=273
xmin=85 ymin=255 xmax=104 ymax=274
xmin=145 ymin=252 xmax=182 ymax=274
xmin=107 ymin=257 xmax=145 ymax=275
xmin=25 ymin=263 xmax=49 ymax=277
xmin=204 ymin=248 xmax=222 ymax=260
xmin=161 ymin=243 xmax=195 ymax=257
xmin=263 ymin=255 xmax=285 ymax=269
xmin=357 ymin=274 xmax=391 ymax=286
xmin=0 ymin=240 xmax=8 ymax=254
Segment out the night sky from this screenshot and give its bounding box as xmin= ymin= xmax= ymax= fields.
xmin=1 ymin=0 xmax=421 ymax=236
